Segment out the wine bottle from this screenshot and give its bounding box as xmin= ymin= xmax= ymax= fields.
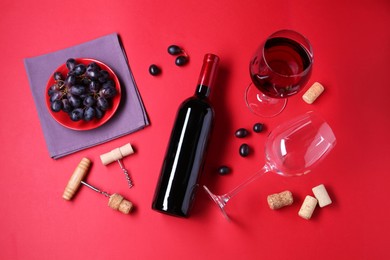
xmin=152 ymin=53 xmax=220 ymax=217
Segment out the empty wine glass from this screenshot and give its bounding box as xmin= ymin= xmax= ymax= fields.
xmin=245 ymin=30 xmax=314 ymax=117
xmin=203 ymin=111 xmax=336 ymax=220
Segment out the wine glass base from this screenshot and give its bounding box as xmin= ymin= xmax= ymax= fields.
xmin=203 ymin=185 xmax=230 ymax=221
xmin=245 ymin=83 xmax=287 ymax=117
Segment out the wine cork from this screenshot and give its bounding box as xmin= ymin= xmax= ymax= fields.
xmin=63 ymin=158 xmax=91 ymax=200
xmin=267 ymin=190 xmax=294 ymax=210
xmin=100 ymin=143 xmax=134 ymax=165
xmin=118 ymin=199 xmax=133 ymax=214
xmin=108 ymin=193 xmax=133 ymax=214
xmin=312 ymin=184 xmax=332 ymax=207
xmin=302 ymin=82 xmax=324 ymax=104
xmin=298 ymin=195 xmax=318 ymax=220
xmin=108 ymin=193 xmax=123 ymax=210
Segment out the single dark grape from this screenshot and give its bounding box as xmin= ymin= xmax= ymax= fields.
xmin=65 ymin=74 xmax=77 ymax=87
xmin=83 ymin=106 xmax=96 ymax=121
xmin=70 ymin=108 xmax=84 ymax=121
xmin=235 ymin=128 xmax=249 ymax=138
xmin=98 ymin=70 xmax=109 ymax=83
xmin=167 ymin=45 xmax=182 ymax=55
xmin=53 ymin=72 xmax=63 ymax=81
xmin=68 ymin=94 xmax=81 ymax=108
xmin=87 ymin=62 xmax=100 ymax=71
xmin=51 ymin=100 xmax=62 ymax=112
xmin=149 ymin=64 xmax=161 ymax=76
xmin=218 ymin=166 xmax=231 ymax=175
xmin=83 ymin=95 xmax=96 ymax=107
xmin=99 ymin=86 xmax=117 ymax=98
xmin=97 ymin=96 xmax=109 ymax=111
xmin=175 ymin=55 xmax=189 ymax=66
xmin=48 ymin=84 xmax=60 ymax=96
xmin=253 ymin=123 xmax=264 ymax=133
xmin=89 ymin=80 xmax=101 ymax=93
xmin=102 ymin=79 xmax=115 ymax=88
xmin=74 ymin=64 xmax=86 ymax=76
xmin=70 ymin=85 xmax=86 ymax=96
xmin=61 ymin=99 xmax=72 ymax=113
xmin=49 ymin=91 xmax=62 ymax=102
xmin=86 ymin=68 xmax=99 ymax=79
xmin=239 ymin=143 xmax=250 ymax=157
xmin=66 ymin=58 xmax=76 ymax=71
xmin=48 ymin=88 xmax=55 ymax=97
xmin=95 ymin=107 xmax=104 ymax=119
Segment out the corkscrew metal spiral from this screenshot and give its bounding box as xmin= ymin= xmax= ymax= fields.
xmin=118 ymin=159 xmax=133 ymax=188
xmin=100 ymin=143 xmax=135 ymax=189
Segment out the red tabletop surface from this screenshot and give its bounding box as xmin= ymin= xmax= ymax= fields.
xmin=1 ymin=0 xmax=389 ymax=259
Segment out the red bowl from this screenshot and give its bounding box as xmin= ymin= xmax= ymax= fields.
xmin=45 ymin=58 xmax=121 ymax=131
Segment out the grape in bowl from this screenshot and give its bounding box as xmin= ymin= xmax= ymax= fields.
xmin=46 ymin=58 xmax=121 ymax=131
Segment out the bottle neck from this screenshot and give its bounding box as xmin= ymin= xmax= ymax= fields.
xmin=195 ymin=54 xmax=219 ymax=99
xmin=195 ymin=85 xmax=210 ymax=99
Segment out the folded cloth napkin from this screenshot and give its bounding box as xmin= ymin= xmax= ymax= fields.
xmin=24 ymin=33 xmax=149 ymax=159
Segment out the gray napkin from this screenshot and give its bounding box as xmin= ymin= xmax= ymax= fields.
xmin=24 ymin=33 xmax=149 ymax=159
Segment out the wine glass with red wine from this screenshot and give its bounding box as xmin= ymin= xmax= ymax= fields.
xmin=245 ymin=30 xmax=314 ymax=117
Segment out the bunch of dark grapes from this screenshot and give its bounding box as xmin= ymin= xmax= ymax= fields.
xmin=48 ymin=58 xmax=118 ymax=122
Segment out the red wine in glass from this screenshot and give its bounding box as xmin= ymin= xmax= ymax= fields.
xmin=246 ymin=30 xmax=313 ymax=117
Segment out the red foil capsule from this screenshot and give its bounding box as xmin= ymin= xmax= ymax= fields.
xmin=196 ymin=53 xmax=219 ymax=98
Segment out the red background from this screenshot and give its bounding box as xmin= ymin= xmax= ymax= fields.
xmin=1 ymin=0 xmax=389 ymax=259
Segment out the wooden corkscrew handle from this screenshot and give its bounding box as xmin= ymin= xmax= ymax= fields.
xmin=100 ymin=143 xmax=134 ymax=165
xmin=63 ymin=158 xmax=91 ymax=200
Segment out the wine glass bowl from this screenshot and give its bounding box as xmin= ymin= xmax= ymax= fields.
xmin=203 ymin=111 xmax=336 ymax=220
xmin=246 ymin=30 xmax=314 ymax=117
xmin=265 ymin=111 xmax=336 ymax=177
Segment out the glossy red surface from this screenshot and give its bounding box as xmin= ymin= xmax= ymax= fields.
xmin=1 ymin=1 xmax=389 ymax=260
xmin=45 ymin=58 xmax=121 ymax=130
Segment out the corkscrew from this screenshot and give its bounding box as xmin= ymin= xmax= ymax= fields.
xmin=63 ymin=158 xmax=133 ymax=214
xmin=100 ymin=143 xmax=135 ymax=188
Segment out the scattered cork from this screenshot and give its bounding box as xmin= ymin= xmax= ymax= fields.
xmin=267 ymin=190 xmax=294 ymax=210
xmin=312 ymin=184 xmax=332 ymax=208
xmin=302 ymin=82 xmax=324 ymax=104
xmin=298 ymin=195 xmax=318 ymax=220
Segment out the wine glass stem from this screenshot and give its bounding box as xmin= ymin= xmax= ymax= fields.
xmin=221 ymin=163 xmax=272 ymax=203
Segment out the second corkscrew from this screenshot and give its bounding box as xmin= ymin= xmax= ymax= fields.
xmin=100 ymin=143 xmax=135 ymax=188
